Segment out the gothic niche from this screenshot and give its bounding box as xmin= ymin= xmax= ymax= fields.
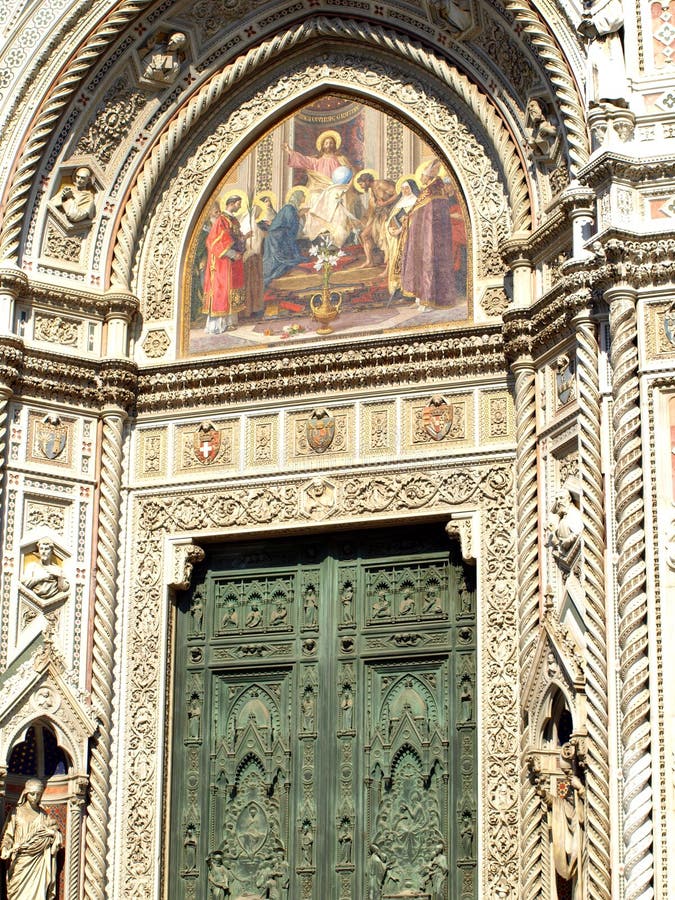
xmin=182 ymin=92 xmax=470 ymax=356
xmin=208 ymin=683 xmax=290 ymax=898
xmin=528 ymin=690 xmax=586 ymax=900
xmin=366 ymin=674 xmax=449 ymax=898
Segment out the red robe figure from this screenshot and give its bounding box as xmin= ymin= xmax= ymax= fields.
xmin=203 ymin=195 xmax=247 ymax=333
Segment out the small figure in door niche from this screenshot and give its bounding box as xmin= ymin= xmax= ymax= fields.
xmin=422 ymin=585 xmax=442 ymax=615
xmin=460 ymin=678 xmax=473 ymax=722
xmin=0 ymin=778 xmax=62 ymax=900
xmin=246 ymin=603 xmax=262 ymax=628
xmin=301 ymin=690 xmax=315 ymax=731
xmin=222 ymin=602 xmax=238 ymax=629
xmin=371 ymin=588 xmax=390 ymax=619
xmin=303 ymin=586 xmax=318 ymax=628
xmin=300 ymin=822 xmax=314 ymax=866
xmin=183 ymin=823 xmax=197 ymax=871
xmin=190 ymin=590 xmax=204 ymax=634
xmin=460 ymin=810 xmax=474 ymax=858
xmin=188 ymin=694 xmax=201 ymax=740
xmin=368 ymin=844 xmax=391 ymax=900
xmin=207 ymin=850 xmax=230 ymax=898
xmin=269 ymin=600 xmax=288 ymax=627
xmin=338 ymin=820 xmax=353 ymax=863
xmin=341 ymin=684 xmax=354 ymax=731
xmin=340 ymin=583 xmax=354 ymax=622
xmin=398 ymin=587 xmax=416 ymax=616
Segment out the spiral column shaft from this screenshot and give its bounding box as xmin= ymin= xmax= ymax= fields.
xmin=512 ymin=355 xmax=541 ymax=900
xmin=83 ymin=410 xmax=125 ymax=900
xmin=608 ymin=285 xmax=654 ymax=900
xmin=574 ymin=305 xmax=611 ymax=900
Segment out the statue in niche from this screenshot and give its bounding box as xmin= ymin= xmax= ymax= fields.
xmin=525 ymin=98 xmax=559 ymax=161
xmin=141 ymin=32 xmax=187 ymax=86
xmin=0 ymin=778 xmax=62 ymax=900
xmin=54 ymin=167 xmax=96 ymax=228
xmin=269 ymin=600 xmax=287 ymax=627
xmin=422 ymin=841 xmax=448 ymax=900
xmin=188 ymin=694 xmax=201 ymax=740
xmin=340 ymin=583 xmax=354 ymax=622
xmin=541 ymin=743 xmax=586 ymax=898
xmin=548 ymin=489 xmax=582 ymax=557
xmin=246 ymin=603 xmax=262 ymax=628
xmin=578 ymin=0 xmax=628 ymax=108
xmin=460 ymin=677 xmax=473 ymax=722
xmin=300 ymin=821 xmax=314 ymax=866
xmin=371 ymin=587 xmax=390 ymax=619
xmin=460 ymin=810 xmax=474 ymax=858
xmin=340 ymin=684 xmax=354 ymax=731
xmin=303 ymin=586 xmax=318 ymax=628
xmin=422 ymin=585 xmax=442 ymax=614
xmin=190 ymin=590 xmax=204 ymax=634
xmin=301 ymin=689 xmax=315 ymax=732
xmin=338 ymin=820 xmax=353 ymax=863
xmin=22 ymin=539 xmax=70 ymax=607
xmin=222 ymin=602 xmax=238 ymax=629
xmin=183 ymin=824 xmax=197 ymax=871
xmin=206 ymin=850 xmax=230 ymax=898
xmin=398 ymin=586 xmax=416 ymax=616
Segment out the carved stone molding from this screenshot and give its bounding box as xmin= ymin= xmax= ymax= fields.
xmin=117 ymin=461 xmax=518 ymax=897
xmin=445 ymin=510 xmax=478 ymax=565
xmin=167 ymin=540 xmax=205 ymax=591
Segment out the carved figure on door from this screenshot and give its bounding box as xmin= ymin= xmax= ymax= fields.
xmin=340 ymin=583 xmax=354 ymax=622
xmin=303 ymin=586 xmax=318 ymax=628
xmin=341 ymin=685 xmax=354 ymax=731
xmin=398 ymin=586 xmax=416 ymax=616
xmin=371 ymin=588 xmax=390 ymax=618
xmin=300 ymin=822 xmax=314 ymax=866
xmin=246 ymin=603 xmax=262 ymax=628
xmin=207 ymin=850 xmax=230 ymax=898
xmin=422 ymin=842 xmax=448 ymax=900
xmin=222 ymin=602 xmax=238 ymax=629
xmin=269 ymin=600 xmax=287 ymax=627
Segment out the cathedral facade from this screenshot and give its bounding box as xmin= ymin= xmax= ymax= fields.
xmin=0 ymin=1 xmax=673 ymax=898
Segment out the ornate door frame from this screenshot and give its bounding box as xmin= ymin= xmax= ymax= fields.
xmin=112 ymin=460 xmax=517 ymax=899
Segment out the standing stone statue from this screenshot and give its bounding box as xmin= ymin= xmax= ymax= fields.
xmin=0 ymin=778 xmax=62 ymax=900
xmin=578 ymin=0 xmax=628 ymax=108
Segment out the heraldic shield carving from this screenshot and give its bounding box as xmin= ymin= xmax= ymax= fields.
xmin=423 ymin=395 xmax=454 ymax=441
xmin=193 ymin=421 xmax=221 ymax=464
xmin=306 ymin=408 xmax=336 ymax=453
xmin=37 ymin=414 xmax=68 ymax=460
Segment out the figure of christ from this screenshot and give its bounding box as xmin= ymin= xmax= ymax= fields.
xmin=202 ymin=195 xmax=249 ymax=334
xmin=355 ymin=171 xmax=397 ymax=268
xmin=284 ymin=130 xmax=358 ymax=247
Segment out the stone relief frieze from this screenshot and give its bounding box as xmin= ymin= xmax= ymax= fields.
xmin=118 ymin=462 xmax=517 ymax=896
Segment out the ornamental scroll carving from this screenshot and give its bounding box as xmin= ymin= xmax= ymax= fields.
xmin=118 ymin=463 xmax=517 ymax=896
xmin=136 ymin=53 xmax=511 ymax=321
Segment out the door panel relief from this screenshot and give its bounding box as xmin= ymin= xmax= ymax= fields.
xmin=170 ymin=527 xmax=476 ymax=900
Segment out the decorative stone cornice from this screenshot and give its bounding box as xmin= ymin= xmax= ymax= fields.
xmin=21 ymin=279 xmax=140 ymax=321
xmin=578 ymin=152 xmax=675 ymax=188
xmin=0 ymin=335 xmax=24 ymax=393
xmin=0 ymin=266 xmax=28 ymax=295
xmin=136 ymin=327 xmax=505 ymax=413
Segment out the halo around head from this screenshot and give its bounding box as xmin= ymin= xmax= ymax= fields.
xmin=316 ymin=129 xmax=341 ymax=152
xmin=252 ymin=190 xmax=279 ymax=219
xmin=415 ymin=158 xmax=450 ymax=185
xmin=219 ymin=187 xmax=248 ymax=213
xmin=354 ymin=168 xmax=379 ymax=193
xmin=396 ymin=174 xmax=419 ymax=195
xmin=285 ymin=185 xmax=309 ymax=206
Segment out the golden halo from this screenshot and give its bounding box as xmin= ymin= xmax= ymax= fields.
xmin=353 ymin=168 xmax=379 ymax=193
xmin=396 ymin=174 xmax=419 ymax=195
xmin=415 ymin=158 xmax=449 ymax=185
xmin=285 ymin=184 xmax=309 ymax=206
xmin=315 ymin=129 xmax=341 ymax=152
xmin=219 ymin=187 xmax=248 ymax=214
xmin=252 ymin=190 xmax=279 ymax=219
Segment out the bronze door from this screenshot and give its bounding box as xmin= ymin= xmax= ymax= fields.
xmin=170 ymin=524 xmax=477 ymax=899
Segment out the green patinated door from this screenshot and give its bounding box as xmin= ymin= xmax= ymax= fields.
xmin=170 ymin=524 xmax=477 ymax=900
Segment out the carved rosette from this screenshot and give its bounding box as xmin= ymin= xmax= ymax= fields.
xmin=117 ymin=463 xmax=517 ymax=896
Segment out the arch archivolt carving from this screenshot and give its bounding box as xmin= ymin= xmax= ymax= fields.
xmin=116 ymin=460 xmax=517 ymax=897
xmin=130 ymin=48 xmax=517 ymax=323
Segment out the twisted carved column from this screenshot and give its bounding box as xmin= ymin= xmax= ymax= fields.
xmin=511 ymin=353 xmax=541 ymax=900
xmin=83 ymin=407 xmax=126 ymax=900
xmin=573 ymin=302 xmax=611 ymax=900
xmin=608 ymin=284 xmax=654 ymax=900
